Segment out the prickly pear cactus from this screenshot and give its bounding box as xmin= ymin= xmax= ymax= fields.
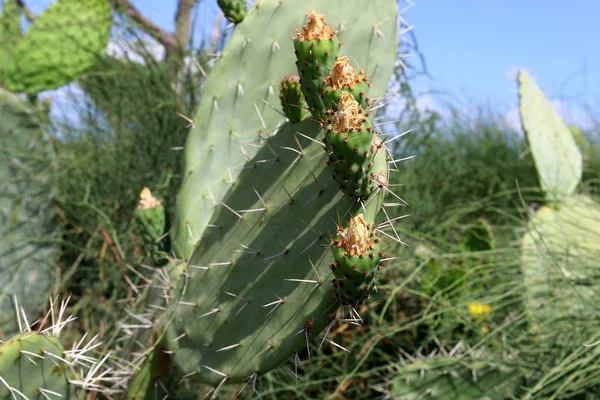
xmin=330 ymin=214 xmax=383 ymax=306
xmin=172 ymin=0 xmax=399 ymax=259
xmin=279 ymin=73 xmax=308 ymax=122
xmin=0 ymin=88 xmax=57 ymax=338
xmin=322 ymin=55 xmax=369 ymax=111
xmin=389 ymin=357 xmax=522 ymax=399
xmin=163 ymin=118 xmax=388 ymax=386
xmin=134 ymin=188 xmax=170 ymax=266
xmin=0 ymin=332 xmax=85 ymax=399
xmin=217 ymin=0 xmax=247 ymax=24
xmin=518 ymin=69 xmax=582 ymax=202
xmin=521 ymin=195 xmax=600 ymax=341
xmin=323 ymin=92 xmax=383 ymax=198
xmin=4 ymin=0 xmax=112 ymax=93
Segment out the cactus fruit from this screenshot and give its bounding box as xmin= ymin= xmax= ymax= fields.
xmin=279 ymin=73 xmax=309 ymax=122
xmin=518 ymin=69 xmax=582 ymax=202
xmin=322 ymin=56 xmax=369 ymax=111
xmin=134 ymin=188 xmax=170 ymax=266
xmin=0 ymin=332 xmax=85 ymax=399
xmin=330 ymin=214 xmax=382 ymax=306
xmin=0 ymin=88 xmax=57 ymax=338
xmin=323 ymin=92 xmax=385 ymax=198
xmin=293 ymin=10 xmax=341 ymax=117
xmin=171 ymin=1 xmax=399 ymax=260
xmin=217 ymin=0 xmax=247 ymax=24
xmin=4 ymin=0 xmax=112 ymax=93
xmin=163 ymin=118 xmax=388 ymax=386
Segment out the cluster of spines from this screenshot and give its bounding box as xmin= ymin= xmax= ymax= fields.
xmin=329 ymin=214 xmax=383 ymax=306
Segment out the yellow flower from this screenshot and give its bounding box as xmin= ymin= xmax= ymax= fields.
xmin=468 ymin=302 xmax=492 ymax=320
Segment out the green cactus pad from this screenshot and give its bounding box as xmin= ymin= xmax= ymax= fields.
xmin=330 ymin=214 xmax=382 ymax=306
xmin=279 ymin=73 xmax=309 ymax=122
xmin=323 ymin=92 xmax=384 ymax=198
xmin=217 ymin=0 xmax=247 ymax=24
xmin=0 ymin=332 xmax=84 ymax=399
xmin=521 ymin=194 xmax=600 ymax=341
xmin=390 ymin=357 xmax=522 ymax=400
xmin=0 ymin=89 xmax=57 ymax=338
xmin=172 ymin=0 xmax=399 ymax=260
xmin=163 ymin=119 xmax=388 ymax=386
xmin=518 ymin=69 xmax=582 ymax=202
xmin=4 ymin=0 xmax=112 ymax=93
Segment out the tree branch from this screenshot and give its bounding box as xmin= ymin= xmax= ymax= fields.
xmin=111 ymin=0 xmax=179 ymax=55
xmin=174 ymin=0 xmax=199 ymax=50
xmin=15 ymin=0 xmax=36 ymax=22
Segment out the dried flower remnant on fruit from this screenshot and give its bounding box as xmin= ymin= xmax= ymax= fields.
xmin=325 ymin=56 xmax=366 ymax=90
xmin=336 ymin=214 xmax=372 ymax=256
xmin=136 ymin=187 xmax=163 ymax=210
xmin=331 ymin=92 xmax=365 ymax=132
xmin=295 ymin=10 xmax=335 ymax=41
xmin=282 ymin=73 xmax=300 ymax=85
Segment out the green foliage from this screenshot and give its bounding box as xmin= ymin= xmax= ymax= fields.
xmin=0 ymin=88 xmax=57 ymax=338
xmin=4 ymin=0 xmax=112 ymax=93
xmin=0 ymin=0 xmax=21 ymax=84
xmin=456 ymin=218 xmax=495 ymax=253
xmin=164 ymin=119 xmax=388 ymax=385
xmin=172 ymin=0 xmax=399 ymax=259
xmin=518 ymin=69 xmax=582 ymax=202
xmin=0 ymin=332 xmax=84 ymax=399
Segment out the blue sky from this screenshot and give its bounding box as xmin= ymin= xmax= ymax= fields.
xmin=24 ymin=0 xmax=600 ymax=128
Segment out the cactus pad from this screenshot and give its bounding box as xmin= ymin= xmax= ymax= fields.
xmin=330 ymin=214 xmax=382 ymax=306
xmin=163 ymin=119 xmax=388 ymax=386
xmin=0 ymin=88 xmax=57 ymax=338
xmin=279 ymin=73 xmax=309 ymax=122
xmin=521 ymin=194 xmax=600 ymax=341
xmin=4 ymin=0 xmax=112 ymax=93
xmin=0 ymin=332 xmax=84 ymax=399
xmin=172 ymin=0 xmax=399 ymax=259
xmin=518 ymin=69 xmax=582 ymax=202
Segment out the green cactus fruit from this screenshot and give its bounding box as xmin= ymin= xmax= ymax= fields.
xmin=0 ymin=88 xmax=57 ymax=338
xmin=518 ymin=69 xmax=582 ymax=202
xmin=293 ymin=10 xmax=341 ymax=117
xmin=279 ymin=73 xmax=309 ymax=122
xmin=389 ymin=357 xmax=522 ymax=400
xmin=323 ymin=91 xmax=385 ymax=198
xmin=217 ymin=0 xmax=247 ymax=24
xmin=330 ymin=214 xmax=382 ymax=306
xmin=456 ymin=218 xmax=495 ymax=253
xmin=521 ymin=194 xmax=600 ymax=342
xmin=172 ymin=1 xmax=399 ymax=260
xmin=0 ymin=332 xmax=85 ymax=399
xmin=322 ymin=56 xmax=369 ymax=111
xmin=134 ymin=187 xmax=170 ymax=266
xmin=4 ymin=0 xmax=112 ymax=93
xmin=163 ymin=118 xmax=388 ymax=386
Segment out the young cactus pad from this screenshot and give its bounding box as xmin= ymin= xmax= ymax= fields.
xmin=163 ymin=119 xmax=388 ymax=386
xmin=0 ymin=88 xmax=57 ymax=337
xmin=171 ymin=0 xmax=399 ymax=260
xmin=0 ymin=332 xmax=84 ymax=399
xmin=518 ymin=69 xmax=582 ymax=202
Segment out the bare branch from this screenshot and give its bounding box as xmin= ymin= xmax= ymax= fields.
xmin=174 ymin=0 xmax=199 ymax=49
xmin=111 ymin=0 xmax=179 ymax=55
xmin=15 ymin=0 xmax=36 ymax=22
